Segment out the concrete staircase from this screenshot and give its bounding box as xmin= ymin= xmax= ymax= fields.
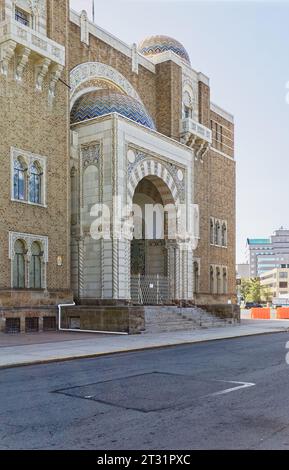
xmin=143 ymin=306 xmax=235 ymax=333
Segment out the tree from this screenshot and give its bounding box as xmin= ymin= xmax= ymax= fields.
xmin=240 ymin=279 xmax=252 ymax=302
xmin=240 ymin=277 xmax=271 ymax=303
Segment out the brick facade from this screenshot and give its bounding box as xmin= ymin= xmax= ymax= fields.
xmin=0 ymin=3 xmax=236 ymax=332
xmin=0 ymin=0 xmax=72 ymax=326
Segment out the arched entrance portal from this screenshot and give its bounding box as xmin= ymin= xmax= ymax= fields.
xmin=130 ymin=175 xmax=178 ymax=304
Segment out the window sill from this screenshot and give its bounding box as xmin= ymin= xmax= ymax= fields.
xmin=11 ymin=198 xmax=47 ymax=208
xmin=210 ymin=243 xmax=228 ymax=249
xmin=11 ymin=288 xmax=46 ymax=292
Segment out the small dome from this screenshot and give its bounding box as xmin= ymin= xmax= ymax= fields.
xmin=71 ymin=90 xmax=155 ymax=130
xmin=138 ymin=35 xmax=190 ymax=65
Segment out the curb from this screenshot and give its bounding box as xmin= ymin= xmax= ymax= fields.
xmin=0 ymin=328 xmax=288 ymax=370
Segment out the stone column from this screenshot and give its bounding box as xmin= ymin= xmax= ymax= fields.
xmin=174 ymin=244 xmax=181 ymax=301
xmin=166 ymin=241 xmax=176 ymax=303
xmin=177 ymin=242 xmax=194 ymax=302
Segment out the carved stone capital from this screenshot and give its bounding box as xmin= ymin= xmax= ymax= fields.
xmin=49 ymin=64 xmax=63 ymax=97
xmin=16 ymin=47 xmax=31 ymax=81
xmin=0 ymin=40 xmax=17 ymax=76
xmin=35 ymin=57 xmax=51 ymax=91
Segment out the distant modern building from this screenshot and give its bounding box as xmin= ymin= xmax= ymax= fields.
xmin=247 ymin=228 xmax=289 ymax=277
xmin=236 ymin=263 xmax=250 ymax=280
xmin=236 ymin=263 xmax=250 ymax=303
xmin=260 ymin=267 xmax=289 ymax=300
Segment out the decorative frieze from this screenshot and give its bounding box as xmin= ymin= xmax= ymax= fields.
xmin=81 ymin=142 xmax=100 ymax=168
xmin=0 ymin=17 xmax=65 ymax=66
xmin=127 ymin=148 xmax=186 ymax=202
xmin=0 ymin=11 xmax=64 ymax=99
xmin=9 ymin=231 xmax=48 ymax=262
xmin=70 ymin=62 xmax=143 ymax=105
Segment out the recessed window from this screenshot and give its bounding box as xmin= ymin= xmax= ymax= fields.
xmin=12 ymin=149 xmax=46 ymax=206
xmin=13 ymin=239 xmax=26 ymax=289
xmin=29 ymin=242 xmax=43 ymax=289
xmin=14 ymin=157 xmax=27 ymax=201
xmin=29 ymin=162 xmax=43 ymax=204
xmin=184 ymin=106 xmax=192 ymax=119
xmin=15 ymin=8 xmax=30 ymax=27
xmin=10 ymin=234 xmax=48 ymax=290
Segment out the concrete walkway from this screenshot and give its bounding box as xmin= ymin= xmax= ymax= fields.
xmin=1 ymin=319 xmax=289 ymax=369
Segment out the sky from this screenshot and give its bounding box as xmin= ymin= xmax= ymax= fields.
xmin=70 ymin=0 xmax=289 ymax=263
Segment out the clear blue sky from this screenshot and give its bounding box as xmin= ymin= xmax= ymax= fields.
xmin=71 ymin=0 xmax=289 ymax=263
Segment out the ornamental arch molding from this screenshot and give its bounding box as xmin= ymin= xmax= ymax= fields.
xmin=70 ymin=62 xmax=143 ymax=109
xmin=127 ymin=159 xmax=181 ymax=208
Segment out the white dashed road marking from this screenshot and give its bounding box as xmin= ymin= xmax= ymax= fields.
xmin=208 ymin=380 xmax=256 ymax=397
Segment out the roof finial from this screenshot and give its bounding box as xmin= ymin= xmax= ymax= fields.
xmin=92 ymin=0 xmax=95 ymax=22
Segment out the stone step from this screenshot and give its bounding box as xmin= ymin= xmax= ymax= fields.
xmin=143 ymin=305 xmax=234 ymax=333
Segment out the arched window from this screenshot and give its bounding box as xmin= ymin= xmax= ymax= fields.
xmin=217 ymin=267 xmax=222 ymax=294
xmin=14 ymin=157 xmax=27 ymax=201
xmin=29 ymin=242 xmax=42 ymax=289
xmin=29 ymin=162 xmax=42 ymax=204
xmin=13 ymin=240 xmax=26 ymax=288
xmin=210 ymin=219 xmax=214 ymax=245
xmin=222 ymin=222 xmax=227 ymax=247
xmin=210 ymin=266 xmax=214 ymax=294
xmin=194 ymin=261 xmax=199 ymax=294
xmin=183 ymin=91 xmax=193 ymax=119
xmin=223 ymin=268 xmax=228 ymax=294
xmin=15 ymin=7 xmax=30 ymax=27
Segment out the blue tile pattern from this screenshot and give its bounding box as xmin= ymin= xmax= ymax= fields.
xmin=71 ymin=90 xmax=156 ymax=130
xmin=138 ymin=35 xmax=191 ymax=65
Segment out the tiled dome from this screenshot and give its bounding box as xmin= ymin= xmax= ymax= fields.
xmin=71 ymin=90 xmax=156 ymax=130
xmin=138 ymin=35 xmax=191 ymax=65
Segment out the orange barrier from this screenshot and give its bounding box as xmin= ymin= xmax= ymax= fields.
xmin=251 ymin=308 xmax=270 ymax=319
xmin=276 ymin=308 xmax=289 ymax=319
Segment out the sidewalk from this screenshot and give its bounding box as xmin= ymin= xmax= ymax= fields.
xmin=1 ymin=319 xmax=289 ymax=369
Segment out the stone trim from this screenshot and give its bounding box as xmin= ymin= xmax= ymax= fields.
xmin=9 ymin=231 xmax=48 ymax=289
xmin=70 ymin=62 xmax=143 ymax=108
xmin=9 ymin=231 xmax=48 ymax=261
xmin=210 ymin=102 xmax=234 ymax=124
xmin=69 ymin=9 xmax=155 ymax=73
xmin=210 ymin=217 xmax=228 ymax=248
xmin=127 ymin=157 xmax=181 ymax=207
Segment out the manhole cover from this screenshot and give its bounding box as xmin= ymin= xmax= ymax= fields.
xmin=54 ymin=372 xmax=225 ymax=412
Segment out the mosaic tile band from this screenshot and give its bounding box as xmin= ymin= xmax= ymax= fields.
xmin=138 ymin=35 xmax=191 ymax=65
xmin=71 ymin=90 xmax=156 ymax=130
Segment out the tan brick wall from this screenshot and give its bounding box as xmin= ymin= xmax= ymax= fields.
xmin=210 ymin=110 xmax=234 ymax=159
xmin=198 ymin=81 xmax=210 ymax=127
xmin=193 ymin=78 xmax=236 ymax=302
xmin=208 ymin=149 xmax=236 ymax=296
xmin=155 ymin=61 xmax=182 ymax=140
xmin=0 ymin=0 xmax=71 ymax=304
xmin=0 ymin=8 xmax=236 ymax=314
xmin=68 ymin=22 xmax=157 ymax=125
xmin=194 ymin=106 xmax=236 ymax=301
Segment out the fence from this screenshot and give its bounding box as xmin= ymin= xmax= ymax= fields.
xmin=131 ymin=274 xmax=170 ymax=305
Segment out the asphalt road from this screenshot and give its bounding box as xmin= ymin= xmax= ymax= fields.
xmin=1 ymin=332 xmax=289 ymax=450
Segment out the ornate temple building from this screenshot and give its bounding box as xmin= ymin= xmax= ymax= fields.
xmin=0 ymin=0 xmax=237 ymax=334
